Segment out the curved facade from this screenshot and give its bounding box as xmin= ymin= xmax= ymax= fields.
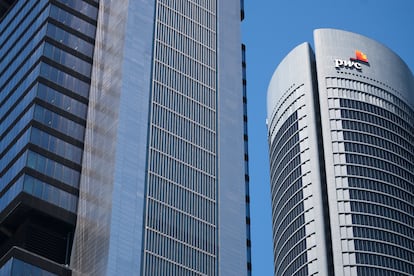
xmin=267 ymin=29 xmax=414 ymax=276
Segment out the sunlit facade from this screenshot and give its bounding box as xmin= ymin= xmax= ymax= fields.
xmin=267 ymin=29 xmax=414 ymax=276
xmin=0 ymin=0 xmax=250 ymax=275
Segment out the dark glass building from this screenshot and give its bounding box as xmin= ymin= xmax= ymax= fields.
xmin=267 ymin=29 xmax=414 ymax=275
xmin=1 ymin=0 xmax=250 ymax=275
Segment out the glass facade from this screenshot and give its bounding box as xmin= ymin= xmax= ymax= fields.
xmin=2 ymin=1 xmax=249 ymax=275
xmin=268 ymin=29 xmax=414 ymax=276
xmin=142 ymin=0 xmax=218 ymax=274
xmin=267 ymin=43 xmax=331 ymax=276
xmin=326 ymin=78 xmax=414 ymax=275
xmin=0 ymin=0 xmax=98 ymax=274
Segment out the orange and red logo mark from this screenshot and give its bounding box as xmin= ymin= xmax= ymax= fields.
xmin=335 ymin=50 xmax=369 ymax=71
xmin=351 ymin=50 xmax=368 ymax=63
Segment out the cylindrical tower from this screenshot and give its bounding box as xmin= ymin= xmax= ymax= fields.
xmin=267 ymin=29 xmax=414 ymax=276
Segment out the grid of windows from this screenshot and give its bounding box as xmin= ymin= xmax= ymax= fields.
xmin=327 ymin=77 xmax=414 ymax=275
xmin=0 ymin=0 xmax=98 ymax=269
xmin=269 ymin=107 xmax=309 ymax=276
xmin=1 ymin=0 xmax=97 ymax=215
xmin=143 ymin=0 xmax=218 ymax=274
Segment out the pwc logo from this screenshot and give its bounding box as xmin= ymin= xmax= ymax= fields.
xmin=334 ymin=50 xmax=369 ymax=71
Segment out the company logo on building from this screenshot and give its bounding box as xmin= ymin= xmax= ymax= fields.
xmin=335 ymin=50 xmax=369 ymax=70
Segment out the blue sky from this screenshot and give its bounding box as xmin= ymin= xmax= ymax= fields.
xmin=242 ymin=1 xmax=414 ymax=275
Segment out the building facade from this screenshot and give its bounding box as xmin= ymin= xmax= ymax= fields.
xmin=267 ymin=29 xmax=414 ymax=275
xmin=0 ymin=1 xmax=251 ymax=275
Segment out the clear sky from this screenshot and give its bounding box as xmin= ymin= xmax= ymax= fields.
xmin=242 ymin=1 xmax=414 ymax=275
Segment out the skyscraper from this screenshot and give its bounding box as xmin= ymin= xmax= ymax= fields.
xmin=0 ymin=1 xmax=251 ymax=275
xmin=267 ymin=29 xmax=414 ymax=276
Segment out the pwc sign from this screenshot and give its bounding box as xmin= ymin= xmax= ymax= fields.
xmin=334 ymin=50 xmax=369 ymax=71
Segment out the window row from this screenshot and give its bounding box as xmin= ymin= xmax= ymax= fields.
xmin=1 ymin=61 xmax=40 ymax=116
xmin=348 ymin=177 xmax=413 ymax=205
xmin=356 ymin=252 xmax=414 ymax=274
xmin=272 ymin=178 xmax=303 ymax=223
xmin=1 ymin=83 xmax=39 ymax=136
xmin=149 ymin=150 xmax=216 ymax=197
xmin=342 ymin=120 xmax=413 ymax=154
xmin=348 ymin=165 xmax=414 ymax=199
xmin=274 ymin=214 xmax=305 ymax=257
xmin=357 ymin=266 xmax=404 ymax=276
xmin=56 ymin=0 xmax=98 ymax=20
xmin=1 ymin=128 xmax=31 ymax=172
xmin=153 ymin=82 xmax=216 ymax=130
xmin=1 ymin=45 xmax=44 ymax=97
xmin=148 ymin=154 xmax=216 ymax=199
xmin=156 ymin=4 xmax=215 ymax=47
xmin=151 ymin=126 xmax=216 ymax=170
xmin=268 ymin=87 xmax=305 ymax=138
xmin=354 ymin=239 xmax=413 ymax=262
xmin=146 ymin=199 xmax=216 ymax=254
xmin=151 ymin=104 xmax=216 ymax=152
xmin=271 ymin=112 xmax=298 ymax=150
xmin=159 ymin=0 xmax=216 ymax=29
xmin=352 ymin=214 xmax=414 ymax=239
xmin=271 ymin=166 xmax=302 ymax=210
xmin=153 ymin=72 xmax=216 ymax=108
xmin=275 ymin=226 xmax=306 ymax=266
xmin=156 ymin=23 xmax=216 ymax=68
xmin=0 ymin=0 xmax=37 ymax=33
xmin=37 ymin=83 xmax=88 ymax=119
xmin=273 ymin=187 xmax=304 ymax=228
xmin=345 ymin=153 xmax=414 ymax=184
xmin=272 ymin=155 xmax=301 ymax=191
xmin=326 ymin=78 xmax=413 ymax=120
xmin=1 ymin=104 xmax=36 ymax=155
xmin=279 ymin=252 xmax=308 ymax=276
xmin=0 ymin=22 xmax=46 ymax=80
xmin=155 ymin=40 xmax=215 ymax=84
xmin=145 ymin=229 xmax=215 ymax=274
xmin=345 ymin=142 xmax=413 ymax=171
xmin=24 ymin=173 xmax=78 ymax=213
xmin=46 ymin=23 xmax=95 ymax=58
xmin=40 ymin=62 xmax=90 ymax=98
xmin=26 ymin=150 xmax=80 ymax=188
xmin=270 ymin=122 xmax=299 ymax=164
xmin=0 ymin=0 xmax=48 ymax=52
xmin=341 ymin=109 xmax=413 ymax=144
xmin=277 ymin=240 xmax=307 ymax=276
xmin=147 ymin=174 xmax=216 ymax=224
xmin=350 ymin=201 xmax=414 ymax=228
xmin=353 ymin=226 xmax=414 ymax=251
xmin=49 ymin=5 xmax=96 ymax=39
xmin=43 ymin=42 xmax=92 ymax=77
xmin=144 ymin=250 xmax=212 ymax=276
xmin=274 ymin=198 xmax=305 ymax=244
xmin=340 ymin=99 xmax=414 ymax=135
xmin=349 ymin=189 xmax=414 ymax=216
xmin=154 ymin=57 xmax=215 ymax=89
xmin=343 ymin=131 xmax=413 ymax=165
xmin=271 ymin=143 xmax=300 ymax=185
xmin=34 ymin=104 xmax=85 ymax=141
xmin=30 ymin=127 xmax=83 ymax=164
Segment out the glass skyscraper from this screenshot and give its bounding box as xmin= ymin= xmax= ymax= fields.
xmin=267 ymin=29 xmax=414 ymax=276
xmin=0 ymin=1 xmax=251 ymax=275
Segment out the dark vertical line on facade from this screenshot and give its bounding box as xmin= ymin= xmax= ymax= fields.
xmin=310 ymin=58 xmax=335 ymax=276
xmin=242 ymin=43 xmax=252 ymax=275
